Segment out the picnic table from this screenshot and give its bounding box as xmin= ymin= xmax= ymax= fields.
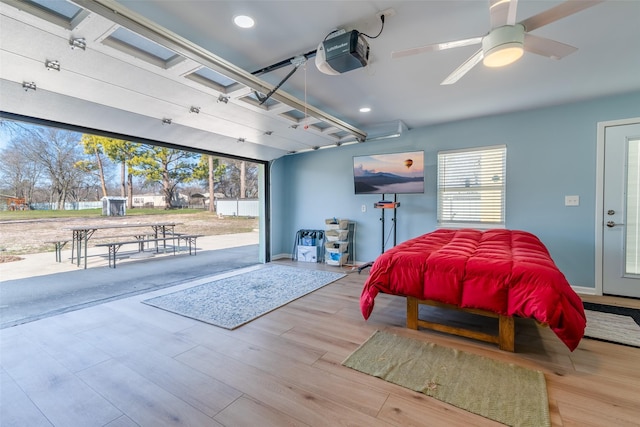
xmin=63 ymin=222 xmax=181 ymax=269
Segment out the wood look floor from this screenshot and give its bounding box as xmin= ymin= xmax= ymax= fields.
xmin=1 ymin=260 xmax=639 ymax=427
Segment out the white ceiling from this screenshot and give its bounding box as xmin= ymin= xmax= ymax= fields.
xmin=1 ymin=0 xmax=639 ymax=161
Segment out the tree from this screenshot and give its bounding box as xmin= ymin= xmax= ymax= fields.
xmin=217 ymin=159 xmax=259 ymax=199
xmin=77 ymin=134 xmax=111 ymax=198
xmin=209 ymin=156 xmax=215 ymax=211
xmin=0 ymin=119 xmax=260 ymax=211
xmin=4 ymin=123 xmax=84 ymax=209
xmin=193 ymin=154 xmax=226 ymax=212
xmin=133 ymin=146 xmax=199 ymax=208
xmin=102 ymin=139 xmax=142 ymax=209
xmin=0 ymin=121 xmax=41 ymax=202
xmin=0 ymin=140 xmax=43 ymax=204
xmin=77 ymin=135 xmax=142 ymax=207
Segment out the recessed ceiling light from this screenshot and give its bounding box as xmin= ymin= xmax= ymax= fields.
xmin=234 ymin=15 xmax=255 ymax=28
xmin=359 ymin=107 xmax=371 ymax=113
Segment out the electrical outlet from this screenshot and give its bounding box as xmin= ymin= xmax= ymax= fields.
xmin=377 ymin=8 xmax=396 ymax=19
xmin=565 ymin=195 xmax=580 ymax=206
xmin=361 ymin=204 xmax=367 ymax=212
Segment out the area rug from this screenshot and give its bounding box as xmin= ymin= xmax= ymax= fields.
xmin=142 ymin=265 xmax=345 ymax=329
xmin=583 ymin=302 xmax=640 ymax=348
xmin=343 ymin=330 xmax=549 ymax=427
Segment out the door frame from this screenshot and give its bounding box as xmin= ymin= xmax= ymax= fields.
xmin=595 ymin=116 xmax=640 ymax=296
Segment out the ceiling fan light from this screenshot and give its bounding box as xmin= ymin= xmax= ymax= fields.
xmin=484 ymin=44 xmax=524 ymax=67
xmin=482 ymin=24 xmax=525 ymax=67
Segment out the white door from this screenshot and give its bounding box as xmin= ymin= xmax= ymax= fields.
xmin=602 ymin=121 xmax=640 ymax=297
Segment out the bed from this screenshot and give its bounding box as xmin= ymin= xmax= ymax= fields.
xmin=360 ymin=228 xmax=586 ymax=351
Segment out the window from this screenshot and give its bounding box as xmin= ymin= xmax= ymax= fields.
xmin=25 ymin=0 xmax=82 ymax=20
xmin=626 ymin=137 xmax=640 ymax=274
xmin=7 ymin=0 xmax=89 ymax=30
xmin=186 ymin=67 xmax=238 ymax=91
xmin=437 ymin=145 xmax=506 ymax=227
xmin=102 ymin=27 xmax=184 ymax=69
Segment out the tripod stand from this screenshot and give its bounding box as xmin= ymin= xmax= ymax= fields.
xmin=358 ymin=194 xmax=400 ymax=273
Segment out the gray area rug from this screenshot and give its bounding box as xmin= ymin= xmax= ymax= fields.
xmin=142 ymin=265 xmax=345 ymax=329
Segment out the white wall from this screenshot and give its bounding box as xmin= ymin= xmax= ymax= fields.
xmin=270 ymin=91 xmax=640 ymax=289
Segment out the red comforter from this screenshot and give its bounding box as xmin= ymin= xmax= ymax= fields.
xmin=361 ymin=229 xmax=586 ymax=351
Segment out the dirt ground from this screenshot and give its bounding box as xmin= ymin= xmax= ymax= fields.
xmin=0 ymin=212 xmax=259 ymax=263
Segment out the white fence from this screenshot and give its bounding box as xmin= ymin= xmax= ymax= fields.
xmin=29 ymin=201 xmax=102 ymax=210
xmin=26 ymin=199 xmax=260 ymax=217
xmin=215 ymin=199 xmax=259 ymax=217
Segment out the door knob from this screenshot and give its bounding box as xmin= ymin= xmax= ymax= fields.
xmin=606 ymin=221 xmax=624 ymax=228
xmin=607 ymin=209 xmax=615 ymax=215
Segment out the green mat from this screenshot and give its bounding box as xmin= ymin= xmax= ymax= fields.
xmin=343 ymin=330 xmax=550 ymax=427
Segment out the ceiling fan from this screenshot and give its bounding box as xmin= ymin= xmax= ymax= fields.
xmin=392 ymin=0 xmax=604 ymax=85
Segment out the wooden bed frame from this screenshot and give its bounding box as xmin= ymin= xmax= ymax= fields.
xmin=406 ymin=297 xmax=515 ymax=352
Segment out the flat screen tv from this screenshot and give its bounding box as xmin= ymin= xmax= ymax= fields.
xmin=353 ymin=150 xmax=424 ymax=194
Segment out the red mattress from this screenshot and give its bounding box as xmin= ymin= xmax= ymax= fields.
xmin=361 ymin=228 xmax=586 ymax=351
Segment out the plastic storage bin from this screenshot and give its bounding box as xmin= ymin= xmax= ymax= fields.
xmin=325 ymin=218 xmax=349 ymax=230
xmin=326 ymin=229 xmax=349 ymax=241
xmin=325 ymin=250 xmax=349 ymax=266
xmin=325 ymin=241 xmax=348 ymax=252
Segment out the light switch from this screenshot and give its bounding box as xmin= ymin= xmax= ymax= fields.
xmin=565 ymin=195 xmax=579 ymax=206
xmin=361 ymin=204 xmax=367 ymax=212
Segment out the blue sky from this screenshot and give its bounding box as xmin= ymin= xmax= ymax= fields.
xmin=0 ymin=126 xmax=11 ymax=150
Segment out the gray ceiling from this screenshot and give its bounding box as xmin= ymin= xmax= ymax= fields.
xmin=1 ymin=0 xmax=639 ymax=161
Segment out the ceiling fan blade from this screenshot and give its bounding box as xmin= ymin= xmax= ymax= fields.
xmin=520 ymin=0 xmax=604 ymax=32
xmin=524 ymin=33 xmax=578 ymax=59
xmin=489 ymin=0 xmax=518 ymax=28
xmin=391 ymin=37 xmax=482 ymax=59
xmin=441 ymin=49 xmax=483 ymax=85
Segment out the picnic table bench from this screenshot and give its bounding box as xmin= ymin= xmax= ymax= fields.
xmin=45 ymin=233 xmax=157 ymax=263
xmin=95 ymin=234 xmax=204 ymax=268
xmin=44 ymin=239 xmax=71 ymax=263
xmin=64 ymin=222 xmax=181 ymax=269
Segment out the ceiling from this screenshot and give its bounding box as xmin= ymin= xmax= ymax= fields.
xmin=1 ymin=0 xmax=639 ymax=161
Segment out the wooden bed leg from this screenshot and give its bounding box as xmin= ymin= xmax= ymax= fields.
xmin=498 ymin=315 xmax=515 ymax=352
xmin=407 ymin=297 xmax=419 ymax=330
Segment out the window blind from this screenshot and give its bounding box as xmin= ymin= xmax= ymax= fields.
xmin=437 ymin=145 xmax=506 ymax=226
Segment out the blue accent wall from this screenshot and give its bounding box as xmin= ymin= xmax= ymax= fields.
xmin=270 ymin=91 xmax=640 ymax=288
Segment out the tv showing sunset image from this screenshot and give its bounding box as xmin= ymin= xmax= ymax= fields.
xmin=353 ymin=150 xmax=424 ymax=194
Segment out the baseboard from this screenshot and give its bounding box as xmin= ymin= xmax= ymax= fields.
xmin=572 ymin=285 xmax=598 ymax=296
xmin=272 ymin=253 xmax=372 ymax=272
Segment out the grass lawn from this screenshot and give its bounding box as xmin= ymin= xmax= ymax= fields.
xmin=0 ymin=208 xmax=206 ymax=221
